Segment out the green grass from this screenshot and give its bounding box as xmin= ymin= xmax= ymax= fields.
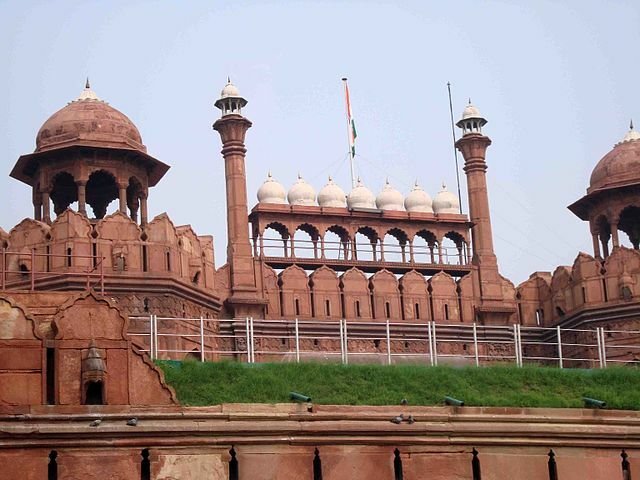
xmin=158 ymin=361 xmax=640 ymax=410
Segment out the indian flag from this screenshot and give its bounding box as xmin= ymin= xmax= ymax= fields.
xmin=342 ymin=78 xmax=357 ymax=156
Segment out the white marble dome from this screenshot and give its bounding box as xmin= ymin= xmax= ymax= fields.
xmin=257 ymin=172 xmax=286 ymax=204
xmin=318 ymin=176 xmax=346 ymax=208
xmin=404 ymin=181 xmax=433 ymax=213
xmin=433 ymin=183 xmax=460 ymax=214
xmin=622 ymin=121 xmax=640 ymax=143
xmin=347 ymin=178 xmax=376 ymax=209
xmin=287 ymin=174 xmax=316 ymax=206
xmin=220 ymin=78 xmax=241 ymax=98
xmin=461 ymin=102 xmax=482 ymax=120
xmin=376 ymin=179 xmax=405 ymax=211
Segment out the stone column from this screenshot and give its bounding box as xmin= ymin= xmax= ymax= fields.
xmin=77 ymin=181 xmax=87 ymax=215
xmin=118 ymin=183 xmax=127 ymax=214
xmin=42 ymin=191 xmax=51 ymax=224
xmin=33 ymin=192 xmax=42 ymax=221
xmin=140 ymin=194 xmax=148 ymax=226
xmin=592 ymin=233 xmax=601 ymax=258
xmin=611 ymin=222 xmax=620 ymax=248
xmin=409 ymin=241 xmax=415 ymax=263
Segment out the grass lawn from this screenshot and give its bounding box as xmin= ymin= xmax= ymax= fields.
xmin=158 ymin=361 xmax=640 ymax=410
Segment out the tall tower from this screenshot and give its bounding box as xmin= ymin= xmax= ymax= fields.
xmin=213 ymin=79 xmax=265 ymax=318
xmin=456 ymin=102 xmax=514 ymax=323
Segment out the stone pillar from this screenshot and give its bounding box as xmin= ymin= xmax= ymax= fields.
xmin=409 ymin=241 xmax=415 ymax=263
xmin=592 ymin=233 xmax=601 ymax=258
xmin=33 ymin=191 xmax=42 ymax=221
xmin=118 ymin=183 xmax=127 ymax=214
xmin=77 ymin=181 xmax=87 ymax=215
xmin=140 ymin=194 xmax=148 ymax=226
xmin=611 ymin=222 xmax=620 ymax=248
xmin=601 ymin=235 xmax=610 ymax=258
xmin=42 ymin=191 xmax=51 ymax=224
xmin=213 ymin=110 xmax=264 ymax=318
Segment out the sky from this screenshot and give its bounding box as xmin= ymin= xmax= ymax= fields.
xmin=0 ymin=0 xmax=639 ymax=285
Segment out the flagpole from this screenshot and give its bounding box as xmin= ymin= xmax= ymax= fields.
xmin=447 ymin=82 xmax=463 ymax=214
xmin=342 ymin=77 xmax=357 ymax=188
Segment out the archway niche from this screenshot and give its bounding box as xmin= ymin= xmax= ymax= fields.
xmin=442 ymin=231 xmax=467 ymax=265
xmin=293 ymin=223 xmax=319 ymax=259
xmin=86 ymin=170 xmax=118 ymax=219
xmin=383 ymin=228 xmax=408 ymax=263
xmin=413 ymin=230 xmax=438 ymax=264
xmin=50 ymin=172 xmax=78 ymax=216
xmin=354 ymin=226 xmax=379 ymax=261
xmin=261 ymin=223 xmax=289 ymax=257
xmin=323 ymin=225 xmax=350 ymax=260
xmin=618 ymin=206 xmax=640 ymax=249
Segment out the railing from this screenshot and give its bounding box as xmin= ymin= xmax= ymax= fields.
xmin=254 ymin=237 xmax=470 ymax=266
xmin=0 ymin=248 xmax=105 ymax=294
xmin=128 ymin=316 xmax=640 ymax=368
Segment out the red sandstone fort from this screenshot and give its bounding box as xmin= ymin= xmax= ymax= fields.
xmin=1 ymin=80 xmax=640 ymax=478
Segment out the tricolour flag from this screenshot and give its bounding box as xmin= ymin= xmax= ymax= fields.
xmin=342 ymin=78 xmax=357 ymax=156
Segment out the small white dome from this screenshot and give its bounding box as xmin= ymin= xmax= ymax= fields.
xmin=461 ymin=102 xmax=482 ymax=120
xmin=404 ymin=181 xmax=433 ymax=213
xmin=375 ymin=179 xmax=405 ymax=211
xmin=220 ymin=78 xmax=241 ymax=98
xmin=622 ymin=120 xmax=640 ymax=143
xmin=287 ymin=174 xmax=316 ymax=206
xmin=347 ymin=178 xmax=376 ymax=209
xmin=433 ymin=183 xmax=460 ymax=214
xmin=318 ymin=176 xmax=346 ymax=208
xmin=257 ymin=172 xmax=286 ymax=204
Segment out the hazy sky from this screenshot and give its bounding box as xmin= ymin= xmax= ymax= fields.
xmin=1 ymin=0 xmax=639 ymax=285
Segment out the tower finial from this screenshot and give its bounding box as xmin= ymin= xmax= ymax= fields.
xmin=631 ymin=119 xmax=635 ymax=131
xmin=85 ymin=77 xmax=90 ymax=89
xmin=227 ymin=76 xmax=231 ymax=84
xmin=468 ymin=97 xmax=472 ymax=105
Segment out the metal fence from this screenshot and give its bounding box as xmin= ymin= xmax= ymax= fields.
xmin=128 ymin=316 xmax=640 ymax=368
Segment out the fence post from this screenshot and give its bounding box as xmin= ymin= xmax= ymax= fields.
xmin=153 ymin=314 xmax=159 ymax=359
xmin=199 ymin=316 xmax=205 ymax=362
xmin=31 ymin=248 xmax=35 ymax=291
xmin=473 ymin=322 xmax=480 ymax=367
xmin=250 ymin=317 xmax=256 ymax=363
xmin=600 ymin=327 xmax=607 ymax=368
xmin=431 ymin=321 xmax=438 ymax=366
xmin=596 ymin=327 xmax=605 ymax=369
xmin=427 ymin=321 xmax=434 ymax=366
xmin=295 ymin=318 xmax=300 ymax=363
xmin=386 ymin=320 xmax=392 ymax=366
xmin=556 ymin=325 xmax=563 ymax=369
xmin=513 ymin=324 xmax=519 ymax=367
xmin=343 ymin=319 xmax=349 ymax=365
xmin=245 ymin=317 xmax=251 ymax=363
xmin=339 ymin=320 xmax=345 ymax=364
xmin=149 ymin=314 xmax=154 ymax=360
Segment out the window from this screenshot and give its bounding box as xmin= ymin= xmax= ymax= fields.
xmin=355 ymin=300 xmax=361 ymax=318
xmin=444 ymin=304 xmax=450 ymax=321
xmin=325 ymin=299 xmax=331 ymax=317
xmin=415 ymin=303 xmax=420 ymax=319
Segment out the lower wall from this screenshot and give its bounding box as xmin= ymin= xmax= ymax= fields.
xmin=1 ymin=404 xmax=639 ymax=480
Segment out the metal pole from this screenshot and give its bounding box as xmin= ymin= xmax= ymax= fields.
xmin=245 ymin=317 xmax=251 ymax=363
xmin=295 ymin=318 xmax=300 ymax=363
xmin=149 ymin=314 xmax=154 ymax=360
xmin=596 ymin=327 xmax=604 ymax=369
xmin=250 ymin=317 xmax=255 ymax=363
xmin=518 ymin=324 xmax=524 ymax=366
xmin=342 ymin=78 xmax=357 ymax=188
xmin=339 ymin=320 xmax=345 ymax=364
xmin=447 ymin=82 xmax=463 ymax=214
xmin=427 ymin=321 xmax=434 ymax=366
xmin=431 ymin=321 xmax=438 ymax=366
xmin=153 ymin=314 xmax=159 ymax=359
xmin=556 ymin=325 xmax=563 ymax=369
xmin=199 ymin=316 xmax=205 ymax=362
xmin=343 ymin=319 xmax=349 ymax=365
xmin=601 ymin=327 xmax=607 ymax=368
xmin=473 ymin=322 xmax=479 ymax=367
xmin=386 ymin=320 xmax=392 ymax=366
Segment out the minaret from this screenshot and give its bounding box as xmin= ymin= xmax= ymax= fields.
xmin=213 ymin=79 xmax=264 ymax=318
xmin=455 ymin=101 xmax=513 ymax=321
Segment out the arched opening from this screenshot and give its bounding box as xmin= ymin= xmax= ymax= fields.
xmin=126 ymin=177 xmax=144 ymax=223
xmin=84 ymin=380 xmax=104 ymax=405
xmin=383 ymin=228 xmax=408 ymax=263
xmin=86 ymin=170 xmax=118 ymax=219
xmin=293 ymin=223 xmax=319 ymax=259
xmin=50 ymin=171 xmax=78 ymax=216
xmin=618 ymin=206 xmax=640 ymax=249
xmin=323 ymin=225 xmax=350 ymax=260
xmin=442 ymin=231 xmax=467 ymax=265
xmin=354 ymin=226 xmax=379 ymax=261
xmin=413 ymin=230 xmax=438 ymax=264
xmin=261 ymin=223 xmax=290 ymax=257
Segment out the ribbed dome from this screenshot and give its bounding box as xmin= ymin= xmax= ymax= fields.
xmin=220 ymin=78 xmax=241 ymax=98
xmin=318 ymin=176 xmax=346 ymax=208
xmin=433 ymin=183 xmax=460 ymax=214
xmin=589 ymin=124 xmax=640 ymax=193
xmin=347 ymin=178 xmax=376 ymax=209
xmin=375 ymin=179 xmax=404 ymax=211
xmin=287 ymin=174 xmax=316 ymax=206
xmin=35 ymin=83 xmax=145 ymax=153
xmin=257 ymin=172 xmax=286 ymax=204
xmin=404 ymin=181 xmax=433 ymax=213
